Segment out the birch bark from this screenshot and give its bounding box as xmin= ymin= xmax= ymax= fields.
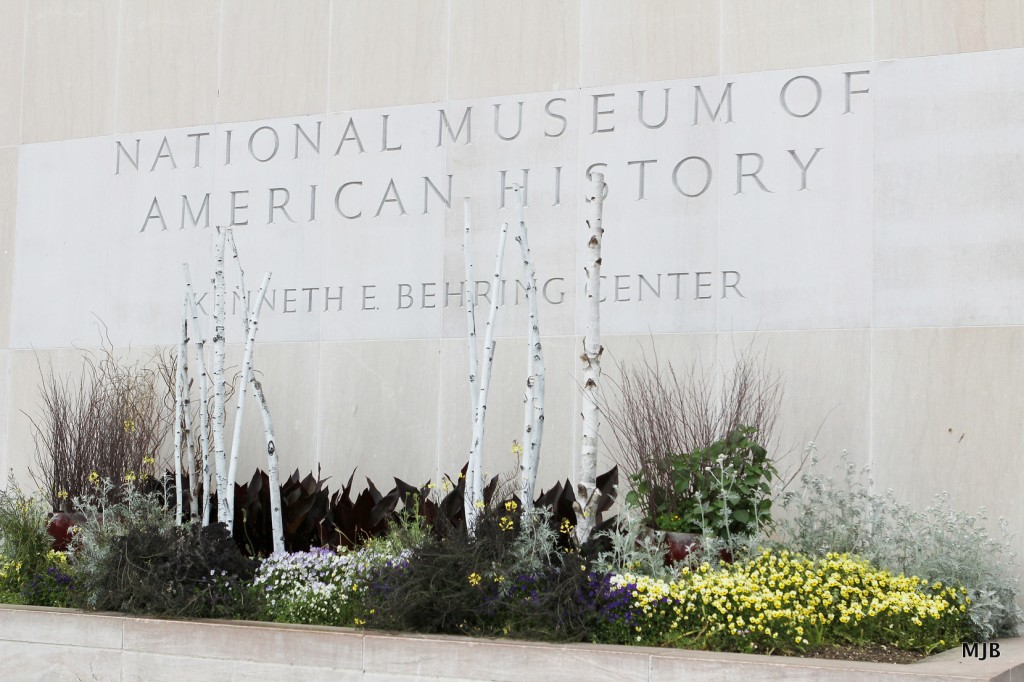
xmin=173 ymin=299 xmax=187 ymax=525
xmin=466 ymin=220 xmax=508 ymax=530
xmin=228 ymin=271 xmax=271 ymax=532
xmin=183 ymin=264 xmax=212 ymax=526
xmin=462 ymin=199 xmax=480 ymax=523
xmin=211 ymin=228 xmax=229 ymax=526
xmin=252 ymin=378 xmax=284 ymax=553
xmin=513 ymin=186 xmax=544 ymax=514
xmin=180 ymin=308 xmax=198 ymax=519
xmin=575 ymin=172 xmax=606 ymax=544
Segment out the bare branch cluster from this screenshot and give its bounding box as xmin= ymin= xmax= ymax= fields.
xmin=28 ymin=344 xmax=171 ymax=510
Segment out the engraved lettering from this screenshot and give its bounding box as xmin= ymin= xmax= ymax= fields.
xmin=695 ymin=272 xmax=712 ymax=299
xmin=181 ymin=194 xmax=210 ymax=229
xmin=282 ymin=288 xmax=297 ymax=313
xmin=544 ymin=97 xmax=568 ymax=137
xmin=673 ymin=156 xmax=712 ymax=197
xmin=335 ymin=182 xmax=362 ymax=219
xmin=788 ymin=148 xmax=823 ymax=191
xmin=437 ymin=107 xmax=472 ymax=146
xmin=115 ymin=139 xmax=140 ymax=175
xmin=397 ymin=283 xmax=413 ymax=309
xmin=381 ymin=114 xmax=402 ymax=151
xmin=421 ymin=282 xmax=436 ymax=309
xmin=294 ymin=121 xmax=321 ymax=159
xmin=780 ymin=75 xmax=822 ymax=118
xmin=150 ymin=136 xmax=177 ymax=171
xmin=735 ymin=153 xmax=772 ymax=194
xmin=140 ymin=197 xmax=167 ymax=232
xmin=324 ymin=286 xmax=343 ymax=311
xmin=230 ymin=190 xmax=250 ymax=225
xmin=592 ymin=93 xmax=615 ymax=133
xmin=693 ymin=83 xmax=734 ymax=125
xmin=375 ymin=179 xmax=407 ymax=217
xmin=494 ymin=101 xmax=524 ymax=141
xmin=362 ymin=284 xmax=376 ymax=310
xmin=269 ymin=187 xmax=295 ymax=223
xmin=499 ymin=169 xmax=529 ymax=208
xmin=335 ymin=117 xmax=365 ymax=154
xmin=638 ymin=89 xmax=670 ymax=129
xmin=844 ymin=70 xmax=870 ymax=114
xmin=722 ymin=271 xmax=744 ymax=298
xmin=423 ymin=175 xmax=453 ymax=214
xmin=248 ymin=126 xmax=280 ymax=162
xmin=628 ymin=159 xmax=657 ymax=200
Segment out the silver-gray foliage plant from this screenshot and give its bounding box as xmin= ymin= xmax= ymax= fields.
xmin=777 ymin=451 xmax=1022 ymax=640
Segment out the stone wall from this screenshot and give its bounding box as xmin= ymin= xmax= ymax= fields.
xmin=1 ymin=1 xmax=1023 ymax=566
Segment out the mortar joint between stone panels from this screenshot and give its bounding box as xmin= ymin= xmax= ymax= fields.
xmin=111 ymin=0 xmax=125 ymax=134
xmin=214 ymin=0 xmax=226 ymax=124
xmin=15 ymin=0 xmax=28 ymax=145
xmin=325 ymin=0 xmax=335 ymax=114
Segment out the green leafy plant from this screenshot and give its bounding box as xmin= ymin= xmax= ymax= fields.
xmin=626 ymin=426 xmax=775 ymax=541
xmin=0 ymin=481 xmax=54 ymax=602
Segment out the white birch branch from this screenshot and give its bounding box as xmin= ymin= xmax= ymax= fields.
xmin=575 ymin=172 xmax=606 ymax=544
xmin=513 ymin=186 xmax=544 ymax=514
xmin=227 ymin=271 xmax=271 ymax=526
xmin=211 ymin=227 xmax=229 ymax=526
xmin=252 ymin=377 xmax=284 ymax=554
xmin=462 ymin=198 xmax=480 ymax=524
xmin=180 ymin=303 xmax=198 ymax=519
xmin=183 ymin=263 xmax=212 ymax=526
xmin=466 ymin=220 xmax=508 ymax=530
xmin=173 ymin=299 xmax=187 ymax=526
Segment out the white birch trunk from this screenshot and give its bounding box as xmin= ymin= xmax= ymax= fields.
xmin=227 ymin=271 xmax=271 ymax=528
xmin=466 ymin=220 xmax=508 ymax=530
xmin=173 ymin=301 xmax=187 ymax=525
xmin=513 ymin=186 xmax=544 ymax=514
xmin=211 ymin=227 xmax=229 ymax=526
xmin=180 ymin=304 xmax=198 ymax=519
xmin=251 ymin=378 xmax=285 ymax=553
xmin=575 ymin=172 xmax=606 ymax=544
xmin=183 ymin=264 xmax=212 ymax=526
xmin=462 ymin=199 xmax=480 ymax=523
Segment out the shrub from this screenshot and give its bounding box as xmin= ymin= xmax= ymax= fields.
xmin=362 ymin=506 xmax=628 ymax=642
xmin=70 ymin=483 xmax=256 ymax=619
xmin=778 ymin=455 xmax=1023 ymax=640
xmin=29 ymin=345 xmax=170 ymax=511
xmin=0 ymin=482 xmax=54 ymax=601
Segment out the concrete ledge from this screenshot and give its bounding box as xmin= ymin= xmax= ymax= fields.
xmin=0 ymin=604 xmax=1021 ymax=681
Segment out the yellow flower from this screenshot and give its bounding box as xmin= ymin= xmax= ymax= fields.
xmin=504 ymin=500 xmax=518 ymax=512
xmin=56 ymin=490 xmax=69 ymax=500
xmin=511 ymin=440 xmax=524 ymax=458
xmin=88 ymin=471 xmax=100 ymax=485
xmin=468 ymin=572 xmax=482 ymax=587
xmin=473 ymin=500 xmax=485 ymax=509
xmin=499 ymin=516 xmax=514 ymax=531
xmin=123 ymin=419 xmax=136 ymax=434
xmin=125 ymin=471 xmax=137 ymax=483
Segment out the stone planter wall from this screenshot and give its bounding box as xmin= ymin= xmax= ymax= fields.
xmin=1 ymin=604 xmax=1021 ymax=681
